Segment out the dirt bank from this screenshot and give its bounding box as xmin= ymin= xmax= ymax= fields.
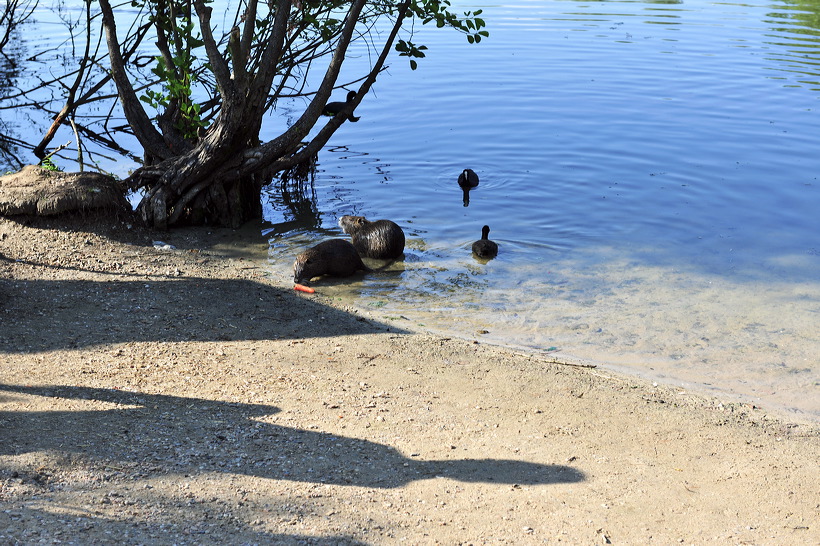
xmin=1 ymin=214 xmax=818 ymax=544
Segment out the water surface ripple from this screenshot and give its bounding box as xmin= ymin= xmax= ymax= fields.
xmin=263 ymin=0 xmax=820 ymax=421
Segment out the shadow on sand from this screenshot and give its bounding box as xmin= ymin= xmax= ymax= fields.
xmin=1 ymin=384 xmax=585 ymax=488
xmin=0 ymin=275 xmax=408 ymax=353
xmin=1 ymin=383 xmax=585 ymax=543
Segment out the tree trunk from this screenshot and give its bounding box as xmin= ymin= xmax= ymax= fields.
xmin=128 ymin=126 xmax=275 ymax=229
xmin=32 ymin=0 xmax=478 ymax=229
xmin=107 ymin=0 xmax=405 ymax=230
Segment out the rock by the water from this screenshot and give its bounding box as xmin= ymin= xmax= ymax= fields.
xmin=0 ymin=165 xmax=130 ymax=217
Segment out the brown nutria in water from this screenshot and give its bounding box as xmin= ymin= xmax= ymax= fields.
xmin=338 ymin=215 xmax=405 ymax=260
xmin=472 ymin=225 xmax=498 ymax=259
xmin=293 ymin=239 xmax=372 ymax=284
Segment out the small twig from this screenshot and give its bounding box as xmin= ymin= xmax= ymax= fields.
xmin=511 ymin=348 xmax=599 ymax=369
xmin=70 ymin=115 xmax=84 ymax=170
xmin=40 ymin=140 xmax=72 ymax=163
xmin=546 ymin=358 xmax=598 ymax=369
xmin=358 ymin=354 xmax=381 ymax=364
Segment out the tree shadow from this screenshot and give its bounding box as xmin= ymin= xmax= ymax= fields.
xmin=0 ymin=504 xmax=370 ymax=546
xmin=0 ymin=383 xmax=586 ymax=489
xmin=0 ymin=276 xmax=408 ymax=354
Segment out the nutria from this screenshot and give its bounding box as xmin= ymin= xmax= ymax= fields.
xmin=293 ymin=239 xmax=371 ymax=284
xmin=457 ymin=168 xmax=479 ymax=206
xmin=322 ymin=90 xmax=360 ymax=122
xmin=338 ymin=215 xmax=405 ymax=260
xmin=472 ymin=225 xmax=498 ymax=259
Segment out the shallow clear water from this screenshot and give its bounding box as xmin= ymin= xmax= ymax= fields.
xmin=2 ymin=1 xmax=818 ymax=420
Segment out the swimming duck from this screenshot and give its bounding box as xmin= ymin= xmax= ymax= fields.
xmin=458 ymin=168 xmax=479 ymax=206
xmin=472 ymin=225 xmax=498 ymax=259
xmin=323 ymin=90 xmax=360 ymax=122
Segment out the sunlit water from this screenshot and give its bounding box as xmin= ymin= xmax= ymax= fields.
xmin=262 ymin=0 xmax=820 ymax=421
xmin=2 ymin=1 xmax=818 ymax=421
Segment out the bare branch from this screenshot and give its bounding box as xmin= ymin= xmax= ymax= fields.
xmin=250 ymin=0 xmax=411 ymax=177
xmin=249 ymin=0 xmax=292 ymax=102
xmin=192 ymin=0 xmax=233 ymax=98
xmin=240 ymin=0 xmax=257 ymax=69
xmin=252 ymin=0 xmax=368 ymax=165
xmin=40 ymin=140 xmax=71 ymax=163
xmin=98 ymin=0 xmax=172 ymax=161
xmin=1 ymin=0 xmax=37 ymax=60
xmin=33 ymin=1 xmax=95 ymax=159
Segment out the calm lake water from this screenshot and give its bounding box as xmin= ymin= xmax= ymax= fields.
xmin=263 ymin=0 xmax=820 ymax=422
xmin=3 ymin=1 xmax=819 ymax=421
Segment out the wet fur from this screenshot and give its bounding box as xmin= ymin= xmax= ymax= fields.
xmin=338 ymin=215 xmax=405 ymax=260
xmin=293 ymin=239 xmax=371 ymax=284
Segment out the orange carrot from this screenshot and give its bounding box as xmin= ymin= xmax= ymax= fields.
xmin=294 ymin=284 xmax=315 ymax=293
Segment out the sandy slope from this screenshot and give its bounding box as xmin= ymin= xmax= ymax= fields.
xmin=1 ymin=215 xmax=818 ymax=545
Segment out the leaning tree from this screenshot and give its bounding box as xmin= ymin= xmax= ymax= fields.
xmin=31 ymin=0 xmax=487 ymax=229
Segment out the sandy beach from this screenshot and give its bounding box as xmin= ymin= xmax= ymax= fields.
xmin=1 ymin=214 xmax=818 ymax=544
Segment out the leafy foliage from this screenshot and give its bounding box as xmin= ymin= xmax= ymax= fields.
xmin=137 ymin=11 xmax=208 ymax=141
xmin=39 ymin=157 xmax=60 ymax=171
xmin=397 ymin=1 xmax=488 ymax=69
xmin=395 ymin=40 xmax=428 ymax=71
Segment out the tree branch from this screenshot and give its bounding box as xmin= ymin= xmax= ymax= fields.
xmin=192 ymin=0 xmax=234 ymax=99
xmin=248 ymin=0 xmax=411 ymax=176
xmin=32 ymin=2 xmax=95 ymax=159
xmin=240 ymin=0 xmax=257 ymax=68
xmin=249 ymin=0 xmax=292 ymax=104
xmin=98 ymin=0 xmax=172 ymax=161
xmin=251 ymin=0 xmax=367 ymax=165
